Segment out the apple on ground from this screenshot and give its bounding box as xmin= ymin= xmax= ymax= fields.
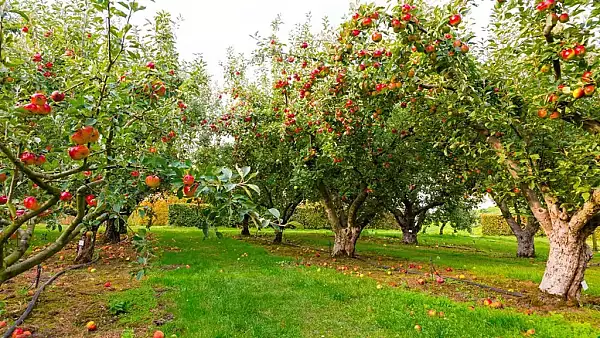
xmin=86 ymin=321 xmax=97 ymax=331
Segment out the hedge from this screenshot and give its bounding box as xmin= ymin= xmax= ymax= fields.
xmin=128 ymin=195 xmax=205 ymax=227
xmin=481 ymin=213 xmax=543 ymax=236
xmin=168 ymin=203 xmax=209 ymax=228
xmin=289 ymin=202 xmax=397 ymax=230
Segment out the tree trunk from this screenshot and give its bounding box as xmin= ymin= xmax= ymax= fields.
xmin=103 ymin=219 xmax=121 ymax=244
xmin=331 ymin=226 xmax=362 ymax=257
xmin=439 ymin=222 xmax=446 ymax=235
xmin=516 ymin=231 xmax=536 ymax=258
xmin=273 ymin=229 xmax=283 ymax=244
xmin=539 ymin=229 xmax=593 ymax=303
xmin=592 ymin=231 xmax=598 ymax=252
xmin=75 ymin=230 xmax=97 ymax=264
xmin=240 ymin=215 xmax=250 ymax=236
xmin=402 ymin=228 xmax=418 ymax=245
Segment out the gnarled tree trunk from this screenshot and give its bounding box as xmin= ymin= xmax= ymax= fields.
xmin=495 ymin=197 xmax=539 ymax=258
xmin=103 ymin=218 xmax=121 ymax=244
xmin=319 ymin=181 xmax=371 ymax=258
xmin=75 ymin=230 xmax=97 ymax=264
xmin=388 ymin=200 xmax=435 ymax=246
xmin=401 ymin=228 xmax=418 ymax=245
xmin=539 ymin=225 xmax=593 ymax=303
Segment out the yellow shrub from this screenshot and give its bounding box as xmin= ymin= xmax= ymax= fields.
xmin=128 ymin=195 xmax=189 ymax=227
xmin=481 ymin=213 xmax=542 ymax=236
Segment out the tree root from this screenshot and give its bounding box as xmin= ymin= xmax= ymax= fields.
xmin=2 ymin=258 xmax=98 ymax=338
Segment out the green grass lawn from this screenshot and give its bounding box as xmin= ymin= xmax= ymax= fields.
xmin=109 ymin=227 xmax=600 ymax=338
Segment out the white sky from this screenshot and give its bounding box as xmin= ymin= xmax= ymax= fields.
xmin=134 ymin=0 xmax=494 ymax=82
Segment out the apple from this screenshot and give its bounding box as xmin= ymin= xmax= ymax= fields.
xmin=153 ymin=331 xmax=165 ymax=338
xmin=31 ymin=93 xmax=47 ymax=106
xmin=183 ymin=174 xmax=195 ymax=186
xmin=401 ymin=13 xmax=412 ymax=21
xmin=146 ymin=61 xmax=156 ymax=69
xmin=445 ymin=267 xmax=453 ymax=272
xmin=86 ymin=195 xmax=97 ymax=207
xmin=24 ymin=196 xmax=39 ymax=210
xmin=351 ymin=29 xmax=360 ymax=37
xmin=69 ymin=145 xmax=90 ymax=160
xmin=361 ymin=17 xmax=373 ymax=27
xmin=540 ymin=65 xmax=550 ymax=73
xmin=86 ymin=321 xmax=97 ymax=331
xmin=22 ymin=26 xmax=29 ymax=33
xmin=145 ymin=175 xmax=161 ymax=188
xmin=0 ymin=195 xmax=8 ymax=205
xmin=547 ymin=93 xmax=558 ymax=103
xmin=560 ymin=48 xmax=575 ymax=60
xmin=558 ymin=13 xmax=569 ymax=23
xmin=414 ymin=324 xmax=422 ymax=332
xmin=131 ymin=170 xmax=140 ymax=177
xmin=427 ymin=309 xmax=437 ymax=317
xmin=372 ymin=32 xmax=383 ymax=42
xmin=526 ymin=329 xmax=536 ymax=335
xmin=60 ymin=191 xmax=73 ymax=202
xmin=0 ymin=172 xmax=5 ymax=182
xmin=20 ymin=152 xmax=37 ymax=165
xmin=183 ymin=184 xmax=198 ymax=197
xmin=483 ymin=298 xmax=493 ymax=306
xmin=35 ymin=154 xmax=46 ymax=166
xmin=582 ymin=71 xmax=593 ymax=83
xmin=449 ymin=14 xmax=462 ymax=26
xmin=50 ymin=91 xmax=65 ymax=102
xmin=490 ymin=301 xmax=504 ymax=309
xmin=417 ymin=278 xmax=426 ymax=285
xmin=460 ymin=44 xmax=470 ymax=53
xmin=301 ymin=42 xmax=308 ymax=49
xmin=391 ymin=19 xmax=405 ymax=32
xmin=38 ymin=103 xmax=52 ymax=115
xmin=436 ymin=276 xmax=445 ymax=284
xmin=574 ymin=44 xmax=586 ymax=57
xmin=549 ymin=111 xmax=560 ymax=119
xmin=32 ymin=52 xmax=42 ymax=62
xmin=425 ymin=45 xmax=435 ymax=53
xmin=537 ymin=109 xmax=547 ymax=118
xmin=573 ymin=87 xmax=585 ymax=99
xmin=584 ymin=84 xmax=595 ymax=96
xmin=104 ymin=281 xmax=112 ymax=288
xmin=81 ymin=126 xmax=100 ymax=143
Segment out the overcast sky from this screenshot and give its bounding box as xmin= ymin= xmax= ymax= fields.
xmin=134 ymin=0 xmax=494 ymax=82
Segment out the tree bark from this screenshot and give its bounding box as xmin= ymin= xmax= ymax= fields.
xmin=103 ymin=218 xmax=121 ymax=244
xmin=273 ymin=229 xmax=283 ymax=244
xmin=516 ymin=232 xmax=536 ymax=258
xmin=592 ymin=231 xmax=598 ymax=252
xmin=495 ymin=198 xmax=539 ymax=258
xmin=402 ymin=229 xmax=418 ymax=245
xmin=74 ymin=230 xmax=97 ymax=264
xmin=331 ymin=226 xmax=362 ymax=257
xmin=539 ymin=227 xmax=593 ymax=303
xmin=439 ymin=222 xmax=446 ymax=235
xmin=240 ymin=215 xmax=250 ymax=236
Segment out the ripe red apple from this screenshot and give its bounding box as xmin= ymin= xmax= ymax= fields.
xmin=20 ymin=152 xmax=37 ymax=165
xmin=104 ymin=281 xmax=112 ymax=288
xmin=50 ymin=91 xmax=65 ymax=102
xmin=183 ymin=184 xmax=198 ymax=197
xmin=31 ymin=93 xmax=47 ymax=105
xmin=558 ymin=13 xmax=569 ymax=23
xmin=145 ymin=175 xmax=161 ymax=188
xmin=60 ymin=191 xmax=73 ymax=202
xmin=449 ymin=14 xmax=462 ymax=26
xmin=81 ymin=126 xmax=100 ymax=143
xmin=146 ymin=61 xmax=156 ymax=69
xmin=69 ymin=145 xmax=90 ymax=160
xmin=483 ymin=298 xmax=493 ymax=306
xmin=35 ymin=154 xmax=46 ymax=166
xmin=0 ymin=195 xmax=8 ymax=205
xmin=460 ymin=44 xmax=470 ymax=53
xmin=24 ymin=196 xmax=39 ymax=210
xmin=131 ymin=170 xmax=140 ymax=177
xmin=32 ymin=52 xmax=42 ymax=62
xmin=301 ymin=42 xmax=308 ymax=49
xmin=153 ymin=331 xmax=165 ymax=338
xmin=22 ymin=26 xmax=29 ymax=33
xmin=417 ymin=278 xmax=426 ymax=285
xmin=85 ymin=195 xmax=97 ymax=207
xmin=445 ymin=267 xmax=453 ymax=272
xmin=361 ymin=17 xmax=373 ymax=27
xmin=38 ymin=104 xmax=52 ymax=115
xmin=574 ymin=44 xmax=586 ymax=56
xmin=549 ymin=111 xmax=560 ymax=119
xmin=582 ymin=71 xmax=593 ymax=83
xmin=425 ymin=45 xmax=436 ymax=53
xmin=372 ymin=32 xmax=383 ymax=42
xmin=183 ymin=174 xmax=195 ymax=186
xmin=436 ymin=276 xmax=445 ymax=284
xmin=0 ymin=172 xmax=6 ymax=183
xmin=573 ymin=87 xmax=585 ymax=99
xmin=401 ymin=13 xmax=412 ymax=21
xmin=351 ymin=29 xmax=360 ymax=37
xmin=86 ymin=321 xmax=97 ymax=331
xmin=584 ymin=84 xmax=595 ymax=96
xmin=427 ymin=309 xmax=437 ymax=316
xmin=561 ymin=48 xmax=575 ymax=60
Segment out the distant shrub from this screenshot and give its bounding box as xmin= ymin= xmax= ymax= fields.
xmin=128 ymin=195 xmax=202 ymax=227
xmin=168 ymin=203 xmax=209 ymax=228
xmin=481 ymin=213 xmax=543 ymax=237
xmin=288 ymin=202 xmax=397 ymax=230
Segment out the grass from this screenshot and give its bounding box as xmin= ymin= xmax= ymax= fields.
xmin=110 ymin=227 xmax=600 ymax=338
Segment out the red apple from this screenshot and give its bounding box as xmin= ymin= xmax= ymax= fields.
xmin=60 ymin=191 xmax=73 ymax=202
xmin=68 ymin=145 xmax=90 ymax=160
xmin=351 ymin=29 xmax=360 ymax=37
xmin=582 ymin=71 xmax=593 ymax=83
xmin=85 ymin=195 xmax=97 ymax=207
xmin=24 ymin=196 xmax=39 ymax=210
xmin=145 ymin=175 xmax=161 ymax=188
xmin=561 ymin=48 xmax=575 ymax=60
xmin=574 ymin=44 xmax=586 ymax=57
xmin=39 ymin=104 xmax=52 ymax=115
xmin=549 ymin=111 xmax=560 ymax=119
xmin=0 ymin=195 xmax=8 ymax=205
xmin=183 ymin=184 xmax=198 ymax=197
xmin=50 ymin=91 xmax=65 ymax=102
xmin=584 ymin=85 xmax=595 ymax=96
xmin=32 ymin=52 xmax=42 ymax=62
xmin=22 ymin=26 xmax=29 ymax=33
xmin=537 ymin=109 xmax=548 ymax=118
xmin=104 ymin=281 xmax=112 ymax=288
xmin=20 ymin=152 xmax=37 ymax=165
xmin=460 ymin=44 xmax=470 ymax=53
xmin=0 ymin=173 xmax=7 ymax=183
xmin=414 ymin=324 xmax=422 ymax=332
xmin=449 ymin=14 xmax=462 ymax=26
xmin=372 ymin=32 xmax=383 ymax=42
xmin=183 ymin=174 xmax=195 ymax=186
xmin=361 ymin=17 xmax=373 ymax=27
xmin=153 ymin=331 xmax=165 ymax=338
xmin=558 ymin=13 xmax=569 ymax=23
xmin=131 ymin=170 xmax=140 ymax=177
xmin=401 ymin=13 xmax=412 ymax=21
xmin=436 ymin=276 xmax=445 ymax=284
xmin=301 ymin=42 xmax=308 ymax=49
xmin=35 ymin=154 xmax=46 ymax=166
xmin=31 ymin=93 xmax=47 ymax=105
xmin=146 ymin=61 xmax=156 ymax=69
xmin=483 ymin=298 xmax=493 ymax=306
xmin=81 ymin=126 xmax=100 ymax=143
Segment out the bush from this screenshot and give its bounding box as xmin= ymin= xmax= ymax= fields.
xmin=481 ymin=213 xmax=543 ymax=236
xmin=168 ymin=203 xmax=209 ymax=228
xmin=128 ymin=195 xmax=188 ymax=227
xmin=288 ymin=202 xmax=397 ymax=230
